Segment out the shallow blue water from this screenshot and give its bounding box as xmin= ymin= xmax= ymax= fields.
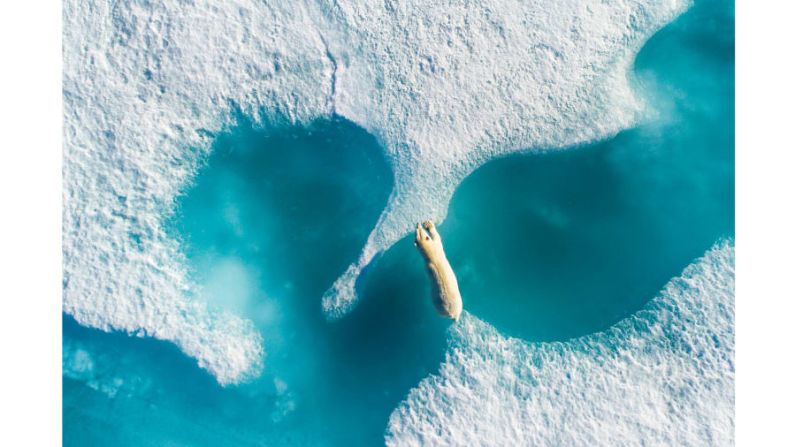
xmin=63 ymin=0 xmax=734 ymax=445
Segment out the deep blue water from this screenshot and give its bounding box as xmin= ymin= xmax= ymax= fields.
xmin=63 ymin=0 xmax=734 ymax=445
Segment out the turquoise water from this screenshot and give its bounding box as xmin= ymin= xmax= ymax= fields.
xmin=63 ymin=0 xmax=734 ymax=445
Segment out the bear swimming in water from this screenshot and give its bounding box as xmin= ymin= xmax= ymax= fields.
xmin=415 ymin=220 xmax=463 ymax=321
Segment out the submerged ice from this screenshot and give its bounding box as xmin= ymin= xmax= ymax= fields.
xmin=63 ymin=0 xmax=690 ymax=382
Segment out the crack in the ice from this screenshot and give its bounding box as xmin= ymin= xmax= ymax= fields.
xmin=319 ymin=33 xmax=338 ymax=114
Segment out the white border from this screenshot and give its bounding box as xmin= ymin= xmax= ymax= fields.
xmin=0 ymin=1 xmax=62 ymax=446
xmin=736 ymin=0 xmax=795 ymax=445
xmin=0 ymin=0 xmax=793 ymax=445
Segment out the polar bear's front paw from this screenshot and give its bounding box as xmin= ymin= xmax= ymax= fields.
xmin=422 ymin=220 xmax=440 ymax=241
xmin=415 ymin=223 xmax=430 ymax=245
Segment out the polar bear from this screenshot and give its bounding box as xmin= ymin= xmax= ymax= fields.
xmin=415 ymin=220 xmax=463 ymax=321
